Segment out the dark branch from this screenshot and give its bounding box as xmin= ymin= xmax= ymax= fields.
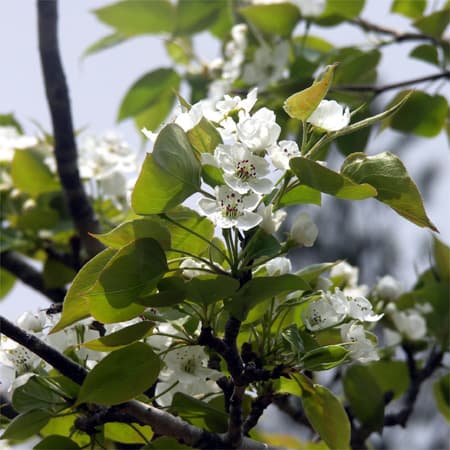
xmin=350 ymin=18 xmax=446 ymax=46
xmin=0 ymin=251 xmax=66 ymax=303
xmin=243 ymin=393 xmax=273 ymax=436
xmin=0 ymin=316 xmax=267 ymax=449
xmin=333 ymin=70 xmax=450 ymax=96
xmin=37 ymin=0 xmax=104 ymax=258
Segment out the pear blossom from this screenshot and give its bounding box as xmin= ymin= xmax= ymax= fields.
xmin=242 ymin=41 xmax=290 ymax=88
xmin=290 ymin=211 xmax=318 ymax=247
xmin=341 ymin=322 xmax=379 ymax=362
xmin=179 ymin=258 xmax=210 ymax=279
xmin=174 ymin=102 xmax=204 ymax=132
xmin=205 ymin=143 xmax=273 ymax=194
xmin=330 ymin=261 xmax=359 ymax=288
xmin=198 ymin=185 xmax=262 ymax=230
xmin=237 ymin=108 xmax=281 ymax=151
xmin=302 ymin=290 xmax=348 ymax=331
xmin=258 ymin=204 xmax=287 ymax=234
xmin=155 ymin=346 xmax=221 ymax=406
xmin=267 ymin=140 xmax=301 ymax=170
xmin=266 ymin=257 xmax=292 ymax=276
xmin=373 ymin=275 xmax=403 ymax=301
xmin=0 ymin=126 xmax=38 ymax=162
xmin=387 ymin=305 xmax=427 ymax=341
xmin=347 ymin=295 xmax=384 ymax=322
xmin=307 ymin=100 xmax=350 ymax=132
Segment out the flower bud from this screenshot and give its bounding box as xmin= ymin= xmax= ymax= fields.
xmin=290 ymin=212 xmax=318 ymax=247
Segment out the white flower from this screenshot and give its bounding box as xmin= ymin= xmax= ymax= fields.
xmin=242 ymin=41 xmax=290 ymax=88
xmin=347 ymin=295 xmax=383 ymax=322
xmin=198 ymin=185 xmax=262 ymax=230
xmin=237 ymin=108 xmax=281 ymax=151
xmin=155 ymin=346 xmax=221 ymax=407
xmin=341 ymin=322 xmax=379 ymax=363
xmin=141 ymin=127 xmax=158 ymax=144
xmin=16 ymin=311 xmax=46 ymax=333
xmin=0 ymin=126 xmax=38 ymax=162
xmin=216 ymin=88 xmax=258 ymax=118
xmin=293 ymin=0 xmax=326 ymax=17
xmin=290 ymin=211 xmax=318 ymax=247
xmin=258 ymin=204 xmax=287 ymax=234
xmin=389 ymin=307 xmax=427 ymax=341
xmin=383 ymin=328 xmax=401 ymax=347
xmin=222 ymin=24 xmax=247 ymax=81
xmin=330 ymin=261 xmax=359 ymax=288
xmin=179 ymin=258 xmax=209 ymax=279
xmin=302 ymin=290 xmax=347 ymax=331
xmin=307 ymin=100 xmax=350 ymax=132
xmin=206 ymin=143 xmax=273 ymax=194
xmin=267 ymin=140 xmax=301 ymax=170
xmin=374 ymin=275 xmax=403 ymax=301
xmin=174 ymin=102 xmax=204 ymax=132
xmin=266 ymin=257 xmax=292 ymax=276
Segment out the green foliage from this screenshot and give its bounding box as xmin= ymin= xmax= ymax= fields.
xmin=391 ymin=0 xmax=426 ymax=19
xmin=81 ymin=32 xmax=128 ymax=60
xmin=104 ymin=422 xmax=153 ymax=444
xmin=34 ymin=435 xmax=81 ymax=450
xmin=0 ymin=268 xmax=15 ymax=299
xmin=77 ymin=342 xmax=161 ymax=406
xmin=1 ymin=409 xmax=52 ymax=441
xmin=433 ymin=374 xmax=450 ymax=422
xmin=409 ymin=44 xmax=440 ymax=66
xmin=301 ymin=345 xmax=349 ymax=371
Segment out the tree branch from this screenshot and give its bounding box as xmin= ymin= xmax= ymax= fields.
xmin=333 ymin=70 xmax=450 ymax=96
xmin=37 ymin=0 xmax=104 ymax=258
xmin=350 ymin=18 xmax=446 ymax=46
xmin=0 ymin=251 xmax=66 ymax=303
xmin=0 ymin=316 xmax=267 ymax=450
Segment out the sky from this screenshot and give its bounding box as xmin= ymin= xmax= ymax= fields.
xmin=1 ymin=0 xmax=449 ymax=321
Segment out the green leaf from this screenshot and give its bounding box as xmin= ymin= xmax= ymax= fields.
xmin=281 ymin=325 xmax=305 ymax=359
xmin=118 ymin=68 xmax=180 ymax=121
xmin=391 ymin=0 xmax=426 ymax=18
xmin=295 ymin=261 xmax=338 ymax=285
xmin=239 ymin=3 xmax=300 ymax=37
xmin=17 ymin=206 xmax=59 ymax=232
xmin=0 ymin=268 xmax=16 ymax=299
xmin=367 ymin=361 xmax=410 ymax=399
xmin=135 ymin=94 xmax=176 ymax=132
xmin=34 ymin=436 xmax=80 ymax=450
xmin=175 ymin=0 xmax=222 ymax=35
xmin=132 ymin=125 xmax=201 ymax=214
xmin=12 ymin=377 xmax=68 ymax=413
xmin=87 ymin=238 xmax=167 ymax=309
xmin=40 ymin=414 xmax=89 ymax=447
xmin=243 ymin=231 xmax=281 ymax=261
xmin=341 ymin=151 xmax=437 ymax=230
xmin=186 ymin=275 xmax=240 ymax=305
xmin=92 ymin=217 xmax=171 ymax=249
xmin=384 ymin=90 xmax=448 ymax=137
xmin=301 ymin=345 xmax=349 ymax=371
xmin=433 ymin=236 xmax=449 ymax=282
xmin=104 ymin=422 xmax=153 ymax=444
xmin=11 ymin=150 xmax=59 ymax=197
xmin=187 ymin=117 xmax=222 ymax=154
xmin=77 ymin=342 xmax=161 ymax=406
xmin=409 ymin=44 xmax=439 ymax=66
xmin=137 ymin=276 xmax=187 ymax=307
xmin=413 ymin=8 xmax=450 ymax=37
xmin=279 ymin=185 xmax=322 ymax=206
xmin=51 ymin=249 xmax=116 ymax=333
xmin=301 ymin=384 xmax=351 ymax=450
xmin=1 ymin=409 xmax=51 ymax=441
xmin=290 ymin=157 xmax=377 ymax=200
xmin=284 ymin=64 xmax=337 ymax=120
xmin=227 ymin=275 xmax=310 ymax=320
xmin=43 ymin=257 xmax=76 ymax=289
xmin=319 ymin=0 xmax=364 ymax=21
xmin=343 ymin=365 xmax=384 ymax=432
xmin=93 ymin=0 xmax=175 ymax=35
xmin=164 ymin=207 xmax=214 ymax=257
xmin=165 ymin=37 xmax=192 ymax=65
xmin=170 ymin=392 xmax=228 ymax=433
xmin=0 ymin=113 xmax=23 ymax=132
xmin=82 ymin=32 xmax=128 ymax=60
xmin=83 ymin=320 xmax=154 ymax=351
xmin=433 ymin=373 xmax=450 ymax=423
xmin=336 ymin=109 xmax=372 ymax=155
xmin=333 ymin=49 xmax=381 ymax=85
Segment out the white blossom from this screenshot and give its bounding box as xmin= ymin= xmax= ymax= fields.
xmin=374 ymin=275 xmax=403 ymax=301
xmin=205 ymin=143 xmax=273 ymax=194
xmin=242 ymin=41 xmax=289 ymax=88
xmin=330 ymin=261 xmax=359 ymax=288
xmin=237 ymin=108 xmax=281 ymax=151
xmin=307 ymin=100 xmax=350 ymax=132
xmin=290 ymin=211 xmax=318 ymax=247
xmin=258 ymin=204 xmax=287 ymax=234
xmin=179 ymin=258 xmax=210 ymax=279
xmin=174 ymin=102 xmax=204 ymax=132
xmin=341 ymin=322 xmax=379 ymax=363
xmin=266 ymin=257 xmax=292 ymax=276
xmin=293 ymin=0 xmax=326 ymax=17
xmin=155 ymin=346 xmax=221 ymax=407
xmin=347 ymin=295 xmax=383 ymax=322
xmin=267 ymin=140 xmax=301 ymax=170
xmin=0 ymin=126 xmax=38 ymax=162
xmin=198 ymin=185 xmax=262 ymax=230
xmin=387 ymin=305 xmax=427 ymax=341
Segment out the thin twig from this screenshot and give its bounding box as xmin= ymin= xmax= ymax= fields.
xmin=0 ymin=251 xmax=66 ymax=303
xmin=37 ymin=0 xmax=104 ymax=258
xmin=334 ymin=70 xmax=450 ymax=96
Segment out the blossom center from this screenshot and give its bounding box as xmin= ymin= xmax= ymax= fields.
xmin=236 ymin=159 xmax=256 ymax=181
xmin=220 ymin=192 xmax=243 ymax=218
